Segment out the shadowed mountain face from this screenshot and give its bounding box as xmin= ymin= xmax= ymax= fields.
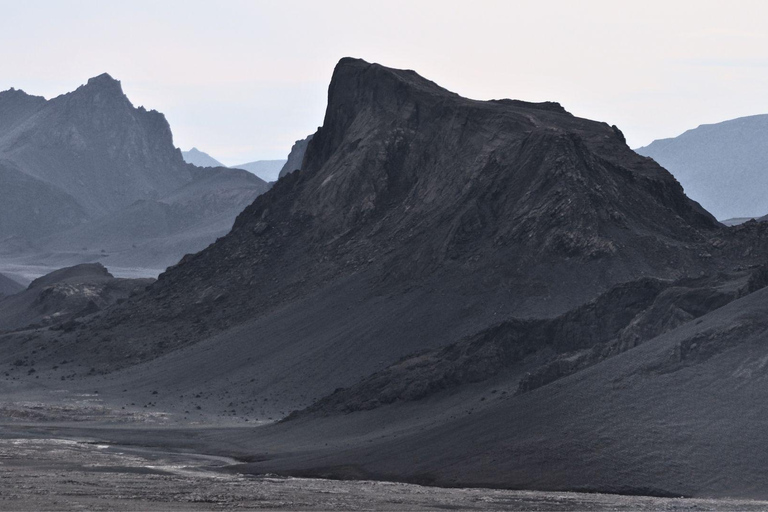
xmin=636 ymin=114 xmax=768 ymax=220
xmin=181 ymin=147 xmax=224 ymax=168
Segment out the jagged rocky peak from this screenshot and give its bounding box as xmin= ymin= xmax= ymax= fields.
xmin=265 ymin=57 xmax=717 ymax=254
xmin=77 ymin=72 xmax=126 ymax=98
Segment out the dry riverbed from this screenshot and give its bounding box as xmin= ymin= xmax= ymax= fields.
xmin=0 ymin=434 xmax=766 ymax=511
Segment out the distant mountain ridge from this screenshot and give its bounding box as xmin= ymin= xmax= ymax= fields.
xmin=635 ymin=114 xmax=768 ymax=220
xmin=181 ymin=149 xmax=286 ymax=182
xmin=0 ymin=272 xmax=24 ymax=298
xmin=230 ymin=160 xmax=285 ymax=182
xmin=181 ymin=147 xmax=223 ymax=168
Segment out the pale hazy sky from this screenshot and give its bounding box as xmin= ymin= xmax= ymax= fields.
xmin=1 ymin=0 xmax=767 ymax=165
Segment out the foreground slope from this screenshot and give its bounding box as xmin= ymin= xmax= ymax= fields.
xmin=636 ymin=114 xmax=768 ymax=220
xmin=15 ymin=58 xmax=735 ymax=409
xmin=237 ymin=285 xmax=768 ymax=499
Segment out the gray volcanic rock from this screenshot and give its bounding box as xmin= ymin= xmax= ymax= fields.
xmin=0 ymin=263 xmax=152 ymax=331
xmin=0 ymin=273 xmax=24 ymax=298
xmin=277 ymin=134 xmax=313 ymax=179
xmin=636 ymin=114 xmax=768 ymax=220
xmin=181 ymin=147 xmax=224 ymax=168
xmin=231 ymin=159 xmax=286 ymax=182
xmin=35 ymin=58 xmax=729 ymax=391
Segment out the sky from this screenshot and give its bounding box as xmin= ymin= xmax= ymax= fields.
xmin=1 ymin=0 xmax=767 ymax=165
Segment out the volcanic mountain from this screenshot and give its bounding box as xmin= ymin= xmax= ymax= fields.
xmin=19 ymin=57 xmax=741 ymax=405
xmin=636 ymin=114 xmax=768 ymax=220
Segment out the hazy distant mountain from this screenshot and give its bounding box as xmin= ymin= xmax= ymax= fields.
xmin=182 ymin=149 xmax=287 ymax=182
xmin=0 ymin=74 xmax=270 ymax=273
xmin=635 ymin=114 xmax=768 ymax=220
xmin=181 ymin=147 xmax=224 ymax=168
xmin=0 ymin=74 xmax=195 ymax=219
xmin=278 ymin=134 xmax=313 ymax=179
xmin=42 ymin=167 xmax=269 ymax=269
xmin=230 ymin=159 xmax=286 ymax=182
xmin=0 ymin=272 xmax=24 ymax=298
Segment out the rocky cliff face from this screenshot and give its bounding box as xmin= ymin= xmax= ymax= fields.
xmin=277 ymin=134 xmax=313 ymax=178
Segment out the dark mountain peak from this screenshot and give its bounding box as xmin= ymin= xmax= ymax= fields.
xmin=333 ymin=57 xmax=456 ymax=98
xmin=490 ymin=98 xmax=570 ymax=115
xmin=63 ymin=72 xmax=128 ymax=107
xmin=0 ymin=86 xmax=44 ymax=101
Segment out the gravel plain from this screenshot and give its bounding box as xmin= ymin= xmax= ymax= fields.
xmin=0 ymin=434 xmax=767 ymax=511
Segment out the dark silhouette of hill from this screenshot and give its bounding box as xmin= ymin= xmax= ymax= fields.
xmin=0 ymin=263 xmax=151 ymax=331
xmin=636 ymin=114 xmax=768 ymax=220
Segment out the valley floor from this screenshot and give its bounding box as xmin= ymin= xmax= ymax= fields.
xmin=0 ymin=425 xmax=765 ymax=511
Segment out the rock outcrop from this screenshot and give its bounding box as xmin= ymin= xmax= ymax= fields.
xmin=277 ymin=134 xmax=313 ymax=178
